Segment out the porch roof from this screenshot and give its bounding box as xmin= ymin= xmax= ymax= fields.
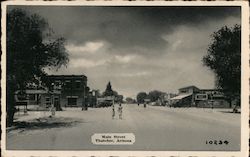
xmin=170 ymin=93 xmax=192 ymax=100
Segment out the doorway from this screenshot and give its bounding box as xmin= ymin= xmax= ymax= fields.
xmin=67 ymin=98 xmax=77 ymax=106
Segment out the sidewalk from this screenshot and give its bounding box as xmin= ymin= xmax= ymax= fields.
xmin=7 ymin=110 xmax=83 ymax=133
xmin=148 ymin=105 xmax=239 ymax=114
xmin=147 ymin=105 xmax=240 ymax=126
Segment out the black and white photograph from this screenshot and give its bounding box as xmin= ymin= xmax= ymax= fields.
xmin=1 ymin=1 xmax=249 ymax=157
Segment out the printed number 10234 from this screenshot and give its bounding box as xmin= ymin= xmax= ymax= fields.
xmin=206 ymin=140 xmax=229 ymax=145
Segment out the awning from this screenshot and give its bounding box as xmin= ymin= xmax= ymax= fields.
xmin=170 ymin=93 xmax=192 ymax=100
xmin=15 ymin=89 xmax=61 ymax=94
xmin=18 ymin=90 xmax=47 ymax=94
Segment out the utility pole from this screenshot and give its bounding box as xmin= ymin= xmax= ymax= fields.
xmin=82 ymin=84 xmax=85 ymax=110
xmin=211 ymin=93 xmax=214 ymax=110
xmin=50 ymin=82 xmax=55 ymax=116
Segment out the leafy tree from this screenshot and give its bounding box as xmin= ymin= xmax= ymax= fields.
xmin=113 ymin=90 xmax=118 ymax=97
xmin=125 ymin=97 xmax=135 ymax=104
xmin=202 ymin=25 xmax=241 ymax=106
xmin=148 ymin=90 xmax=165 ymax=102
xmin=136 ymin=92 xmax=148 ymax=103
xmin=116 ymin=95 xmax=124 ymax=103
xmin=6 ymin=9 xmax=69 ymax=126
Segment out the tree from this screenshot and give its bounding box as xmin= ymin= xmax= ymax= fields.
xmin=125 ymin=97 xmax=135 ymax=104
xmin=103 ymin=81 xmax=114 ymax=96
xmin=202 ymin=25 xmax=241 ymax=107
xmin=7 ymin=9 xmax=69 ymax=126
xmin=125 ymin=97 xmax=136 ymax=104
xmin=116 ymin=95 xmax=124 ymax=103
xmin=95 ymin=90 xmax=101 ymax=97
xmin=148 ymin=90 xmax=164 ymax=102
xmin=102 ymin=82 xmax=123 ymax=103
xmin=136 ymin=92 xmax=147 ymax=103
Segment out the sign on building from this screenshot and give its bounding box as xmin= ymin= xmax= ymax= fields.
xmin=195 ymin=94 xmax=208 ymax=100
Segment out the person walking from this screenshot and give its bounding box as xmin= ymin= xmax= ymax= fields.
xmin=112 ymin=105 xmax=115 ymax=119
xmin=118 ymin=103 xmax=123 ymax=119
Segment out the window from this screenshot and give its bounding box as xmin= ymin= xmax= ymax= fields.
xmin=54 ymin=80 xmax=61 ymax=89
xmin=75 ymin=80 xmax=81 ymax=89
xmin=195 ymin=94 xmax=208 ymax=100
xmin=29 ymin=94 xmax=36 ymax=101
xmin=55 ymin=80 xmax=61 ymax=84
xmin=180 ymin=90 xmax=187 ymax=94
xmin=65 ymin=80 xmax=71 ymax=89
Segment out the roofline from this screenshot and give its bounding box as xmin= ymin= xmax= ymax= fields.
xmin=178 ymin=85 xmax=199 ymax=90
xmin=200 ymin=89 xmax=222 ymax=91
xmin=47 ymin=74 xmax=87 ymax=78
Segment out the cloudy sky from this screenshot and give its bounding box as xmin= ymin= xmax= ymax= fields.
xmin=10 ymin=6 xmax=241 ymax=98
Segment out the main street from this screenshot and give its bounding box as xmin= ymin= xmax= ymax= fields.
xmin=7 ymin=104 xmax=240 ymax=151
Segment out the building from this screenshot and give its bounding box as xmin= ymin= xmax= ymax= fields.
xmin=96 ymin=96 xmax=114 ymax=107
xmin=170 ymin=85 xmax=231 ymax=108
xmin=178 ymin=85 xmax=200 ymax=94
xmin=88 ymin=90 xmax=99 ymax=107
xmin=163 ymin=93 xmax=177 ymax=106
xmin=15 ymin=88 xmax=61 ymax=111
xmin=194 ymin=89 xmax=230 ymax=108
xmin=46 ymin=75 xmax=89 ymax=107
xmin=170 ymin=86 xmax=200 ymax=107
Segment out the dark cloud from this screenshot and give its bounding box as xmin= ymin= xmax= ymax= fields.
xmin=7 ymin=5 xmax=241 ymax=97
xmin=9 ymin=6 xmax=240 ymax=56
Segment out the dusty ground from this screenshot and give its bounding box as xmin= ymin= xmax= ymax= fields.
xmin=6 ymin=104 xmax=240 ymax=151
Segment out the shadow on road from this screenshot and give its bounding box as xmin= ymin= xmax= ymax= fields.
xmin=9 ymin=117 xmax=82 ymax=132
xmin=219 ymin=111 xmax=241 ymax=114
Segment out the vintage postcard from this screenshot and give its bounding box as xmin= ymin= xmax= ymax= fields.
xmin=1 ymin=1 xmax=249 ymax=157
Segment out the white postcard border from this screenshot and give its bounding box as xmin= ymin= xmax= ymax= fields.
xmin=1 ymin=1 xmax=249 ymax=157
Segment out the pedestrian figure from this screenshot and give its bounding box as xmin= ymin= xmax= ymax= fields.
xmin=112 ymin=105 xmax=115 ymax=119
xmin=118 ymin=103 xmax=123 ymax=119
xmin=50 ymin=106 xmax=55 ymax=117
xmin=144 ymin=103 xmax=146 ymax=108
xmin=138 ymin=103 xmax=140 ymax=106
